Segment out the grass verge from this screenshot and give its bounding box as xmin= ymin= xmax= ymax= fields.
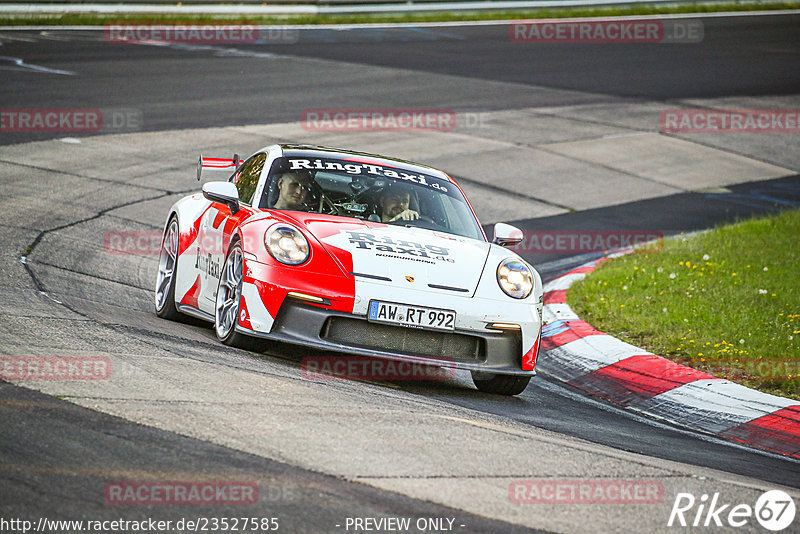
xmin=568 ymin=208 xmax=800 ymax=400
xmin=0 ymin=2 xmax=798 ymax=26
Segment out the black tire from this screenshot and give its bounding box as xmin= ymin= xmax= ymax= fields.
xmin=471 ymin=371 xmax=531 ymax=396
xmin=214 ymin=240 xmax=264 ymax=351
xmin=154 ymin=216 xmax=181 ymax=320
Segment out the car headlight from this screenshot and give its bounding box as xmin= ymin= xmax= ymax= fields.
xmin=265 ymin=225 xmax=310 ymax=265
xmin=497 ymin=258 xmax=533 ymax=299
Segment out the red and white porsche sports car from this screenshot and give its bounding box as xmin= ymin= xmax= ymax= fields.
xmin=155 ymin=144 xmax=543 ymax=395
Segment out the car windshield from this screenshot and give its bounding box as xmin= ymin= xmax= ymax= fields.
xmin=259 ymin=155 xmax=484 ymax=241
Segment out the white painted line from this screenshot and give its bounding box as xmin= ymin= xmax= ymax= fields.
xmin=543 ymin=303 xmax=579 ymax=322
xmin=0 ymin=55 xmax=75 ymax=75
xmin=578 ymin=334 xmax=655 ymax=363
xmin=540 ymin=334 xmax=651 ymax=382
xmin=543 ymin=271 xmax=586 ymax=291
xmin=635 ymin=379 xmax=800 ymax=434
xmin=534 ymin=375 xmax=799 ymax=462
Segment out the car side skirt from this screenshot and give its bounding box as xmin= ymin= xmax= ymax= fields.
xmin=176 ymin=303 xmax=214 ymax=323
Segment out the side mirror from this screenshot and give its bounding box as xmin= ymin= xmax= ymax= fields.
xmin=202 ymin=181 xmax=240 ymax=214
xmin=493 ymin=222 xmax=523 ymax=247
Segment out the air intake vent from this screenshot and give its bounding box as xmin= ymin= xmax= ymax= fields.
xmin=321 ymin=318 xmax=485 ymax=363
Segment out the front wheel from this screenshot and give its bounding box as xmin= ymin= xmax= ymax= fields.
xmin=471 ymin=371 xmax=531 ymax=396
xmin=155 ymin=216 xmax=181 ymax=320
xmin=215 ymin=241 xmax=262 ymax=350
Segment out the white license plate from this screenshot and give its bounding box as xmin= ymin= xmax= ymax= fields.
xmin=368 ymin=300 xmax=456 ymax=331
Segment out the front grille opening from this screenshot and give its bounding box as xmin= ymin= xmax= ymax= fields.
xmin=321 ymin=317 xmax=486 ymax=363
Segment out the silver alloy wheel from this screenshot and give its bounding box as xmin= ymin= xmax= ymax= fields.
xmin=155 ymin=219 xmax=179 ymax=311
xmin=215 ymin=244 xmax=243 ymax=339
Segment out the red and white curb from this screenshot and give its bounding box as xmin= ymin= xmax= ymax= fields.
xmin=539 ymin=255 xmax=800 ymax=460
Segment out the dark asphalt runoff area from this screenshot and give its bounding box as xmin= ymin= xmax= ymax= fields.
xmin=1 ymin=13 xmax=800 ymax=532
xmin=1 ymin=14 xmax=799 ymax=145
xmin=0 ymin=381 xmax=539 ymax=533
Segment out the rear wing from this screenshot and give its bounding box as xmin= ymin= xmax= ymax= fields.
xmin=196 ymin=154 xmax=245 ymax=181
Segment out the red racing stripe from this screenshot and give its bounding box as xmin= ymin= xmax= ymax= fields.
xmin=541 ymin=320 xmax=604 ymax=350
xmin=719 ymin=405 xmax=800 ymax=459
xmin=238 ymin=289 xmax=252 ymax=330
xmin=180 ymin=274 xmax=201 ymax=308
xmin=212 ymin=210 xmax=228 ymax=229
xmin=522 ymin=327 xmax=541 ymax=371
xmin=202 ymin=157 xmax=244 ymax=168
xmin=543 ymin=289 xmax=567 ymax=305
xmin=562 ymin=257 xmax=609 ymax=277
xmin=568 ymin=354 xmax=715 ymax=406
xmin=567 ymin=265 xmax=596 ymax=275
xmin=178 ymin=205 xmax=206 ymax=256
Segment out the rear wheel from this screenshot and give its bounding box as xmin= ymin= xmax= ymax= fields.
xmin=471 ymin=371 xmax=531 ymax=396
xmin=154 ymin=216 xmax=181 ymax=320
xmin=215 ymin=241 xmax=262 ymax=351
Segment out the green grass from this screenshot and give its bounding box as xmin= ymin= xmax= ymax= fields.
xmin=568 ymin=208 xmax=800 ymax=400
xmin=1 ymin=2 xmax=798 ymax=26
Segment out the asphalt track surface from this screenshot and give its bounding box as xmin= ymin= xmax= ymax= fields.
xmin=1 ymin=14 xmax=799 ymax=144
xmin=1 ymin=13 xmax=800 ymax=533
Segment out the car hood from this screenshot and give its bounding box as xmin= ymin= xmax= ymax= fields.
xmin=292 ymin=215 xmax=491 ymax=297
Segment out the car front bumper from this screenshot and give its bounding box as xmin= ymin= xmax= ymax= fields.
xmin=237 ymin=299 xmax=536 ymax=376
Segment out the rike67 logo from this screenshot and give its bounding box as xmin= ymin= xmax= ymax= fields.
xmin=668 ymin=490 xmax=796 ymax=531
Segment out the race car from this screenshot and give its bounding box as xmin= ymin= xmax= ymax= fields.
xmin=155 ymin=144 xmax=543 ymax=395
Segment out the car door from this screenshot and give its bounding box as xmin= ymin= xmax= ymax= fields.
xmin=197 ymin=152 xmax=267 ymax=313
